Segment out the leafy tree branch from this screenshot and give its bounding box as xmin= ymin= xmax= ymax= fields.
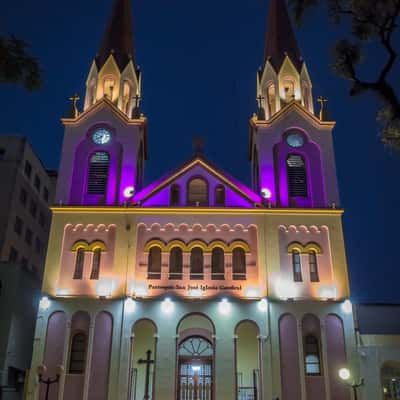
xmin=289 ymin=0 xmax=400 ymax=147
xmin=0 ymin=36 xmax=42 ymax=91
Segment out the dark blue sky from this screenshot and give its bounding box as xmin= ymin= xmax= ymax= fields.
xmin=2 ymin=0 xmax=399 ymax=302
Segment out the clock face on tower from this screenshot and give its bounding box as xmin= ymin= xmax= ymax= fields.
xmin=286 ymin=131 xmax=305 ymax=148
xmin=92 ymin=128 xmax=111 ymax=145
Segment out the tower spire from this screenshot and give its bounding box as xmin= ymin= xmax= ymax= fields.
xmin=96 ymin=0 xmax=135 ymax=71
xmin=264 ymin=0 xmax=302 ymax=72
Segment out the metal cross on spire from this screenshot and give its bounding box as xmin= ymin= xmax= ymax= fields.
xmin=317 ymin=96 xmax=329 ymax=121
xmin=68 ymin=94 xmax=80 ymax=118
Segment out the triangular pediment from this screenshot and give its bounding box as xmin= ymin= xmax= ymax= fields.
xmin=135 ymin=157 xmax=261 ymax=208
xmin=61 ymin=97 xmax=145 ymax=126
xmin=251 ymin=101 xmax=335 ymax=131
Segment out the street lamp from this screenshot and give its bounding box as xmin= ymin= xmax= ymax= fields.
xmin=37 ymin=364 xmax=64 ymax=400
xmin=338 ymin=368 xmax=364 ymax=400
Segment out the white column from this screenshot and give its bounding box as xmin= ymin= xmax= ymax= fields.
xmin=58 ymin=320 xmax=72 ymax=400
xmin=82 ymin=320 xmax=96 ymax=400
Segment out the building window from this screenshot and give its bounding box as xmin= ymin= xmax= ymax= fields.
xmin=34 ymin=175 xmax=41 ymax=191
xmin=38 ymin=212 xmax=46 ymax=228
xmin=0 ymin=148 xmax=5 ymax=160
xmin=232 ymin=248 xmax=246 ymax=280
xmin=103 ymin=77 xmax=115 ymax=100
xmin=35 ymin=237 xmax=42 ymax=254
xmin=90 ymin=248 xmax=101 ymax=280
xmin=43 ymin=187 xmax=49 ymax=202
xmin=304 ymin=335 xmax=321 ymax=375
xmin=187 ymin=178 xmax=208 ymax=206
xmin=87 ymin=152 xmax=110 ymax=195
xmin=14 ymin=216 xmax=23 ymax=235
xmin=148 ymin=247 xmax=161 ymax=279
xmin=69 ymin=333 xmax=87 ymax=374
xmin=25 ymin=228 xmax=33 ymax=246
xmin=19 ymin=188 xmax=27 ymax=206
xmin=73 ymin=248 xmax=85 ymax=279
xmin=190 ymin=247 xmax=204 ymax=280
xmin=309 ymin=251 xmax=319 ymax=282
xmin=215 ymin=185 xmax=225 ymax=206
xmin=283 ymin=78 xmax=295 ymax=103
xmin=24 ymin=161 xmax=32 ymax=178
xmin=292 ymin=250 xmax=302 ymax=282
xmin=9 ymin=247 xmax=18 ymax=262
xmin=267 ymin=84 xmax=276 ymax=116
xmin=29 ymin=200 xmax=37 ymax=217
xmin=170 ymin=184 xmax=180 ymax=206
xmin=211 ymin=247 xmax=224 ymax=280
xmin=169 ymin=247 xmax=183 ymax=280
xmin=287 ymin=154 xmax=308 ymax=198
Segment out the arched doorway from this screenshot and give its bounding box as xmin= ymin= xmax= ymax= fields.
xmin=177 ymin=336 xmax=213 ymax=400
xmin=382 ymin=361 xmax=400 ymax=399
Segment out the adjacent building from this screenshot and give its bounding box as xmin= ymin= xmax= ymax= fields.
xmin=26 ymin=0 xmax=363 ymax=399
xmin=0 ymin=136 xmax=56 ymax=276
xmin=0 ymin=137 xmax=56 ymax=400
xmin=356 ymin=304 xmax=400 ymax=400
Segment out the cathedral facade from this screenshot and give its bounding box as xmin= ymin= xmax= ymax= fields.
xmin=26 ymin=0 xmax=359 ymax=399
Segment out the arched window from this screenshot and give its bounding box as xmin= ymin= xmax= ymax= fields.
xmin=90 ymin=248 xmax=101 ymax=280
xmin=122 ymin=80 xmax=131 ymax=114
xmin=69 ymin=333 xmax=87 ymax=374
xmin=190 ymin=247 xmax=204 ymax=280
xmin=302 ymin=82 xmax=310 ymax=110
xmin=148 ymin=246 xmax=161 ymax=279
xmin=232 ymin=247 xmax=246 ymax=280
xmin=267 ymin=84 xmax=276 ymax=116
xmin=187 ymin=178 xmax=208 ymax=206
xmin=103 ymin=76 xmax=115 ymax=100
xmin=287 ymin=154 xmax=308 ymax=198
xmin=73 ymin=248 xmax=85 ymax=279
xmin=215 ymin=185 xmax=225 ymax=206
xmin=309 ymin=251 xmax=319 ymax=282
xmin=292 ymin=250 xmax=302 ymax=282
xmin=304 ymin=335 xmax=321 ymax=375
xmin=170 ymin=184 xmax=180 ymax=206
xmin=283 ymin=78 xmax=295 ymax=103
xmin=169 ymin=247 xmax=183 ymax=280
xmin=87 ymin=152 xmax=110 ymax=195
xmin=211 ymin=247 xmax=224 ymax=280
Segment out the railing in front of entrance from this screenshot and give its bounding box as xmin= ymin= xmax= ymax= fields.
xmin=236 ymin=369 xmax=260 ymax=400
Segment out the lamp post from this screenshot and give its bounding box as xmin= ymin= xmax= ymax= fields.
xmin=338 ymin=368 xmax=364 ymax=400
xmin=37 ymin=365 xmax=63 ymax=400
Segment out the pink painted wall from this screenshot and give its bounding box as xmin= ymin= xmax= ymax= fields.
xmin=278 ymin=225 xmax=334 ymax=298
xmin=325 ymin=314 xmax=350 ymax=400
xmin=88 ymin=312 xmax=113 ymax=400
xmin=279 ymin=314 xmax=301 ymax=400
xmin=302 ymin=314 xmax=326 ymax=400
xmin=58 ymin=224 xmax=116 ymax=296
xmin=135 ymin=222 xmax=259 ymax=297
xmin=64 ymin=311 xmax=90 ymax=400
xmin=41 ymin=312 xmax=67 ymax=400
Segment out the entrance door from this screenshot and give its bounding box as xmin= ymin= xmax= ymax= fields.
xmin=177 ymin=337 xmax=213 ymax=400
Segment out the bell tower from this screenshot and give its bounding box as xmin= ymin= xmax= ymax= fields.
xmin=56 ymin=0 xmax=147 ymax=206
xmin=85 ymin=0 xmax=141 ymax=118
xmin=250 ymin=0 xmax=340 ymax=208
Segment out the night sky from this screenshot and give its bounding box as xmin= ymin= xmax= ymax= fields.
xmin=2 ymin=0 xmax=399 ymax=303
